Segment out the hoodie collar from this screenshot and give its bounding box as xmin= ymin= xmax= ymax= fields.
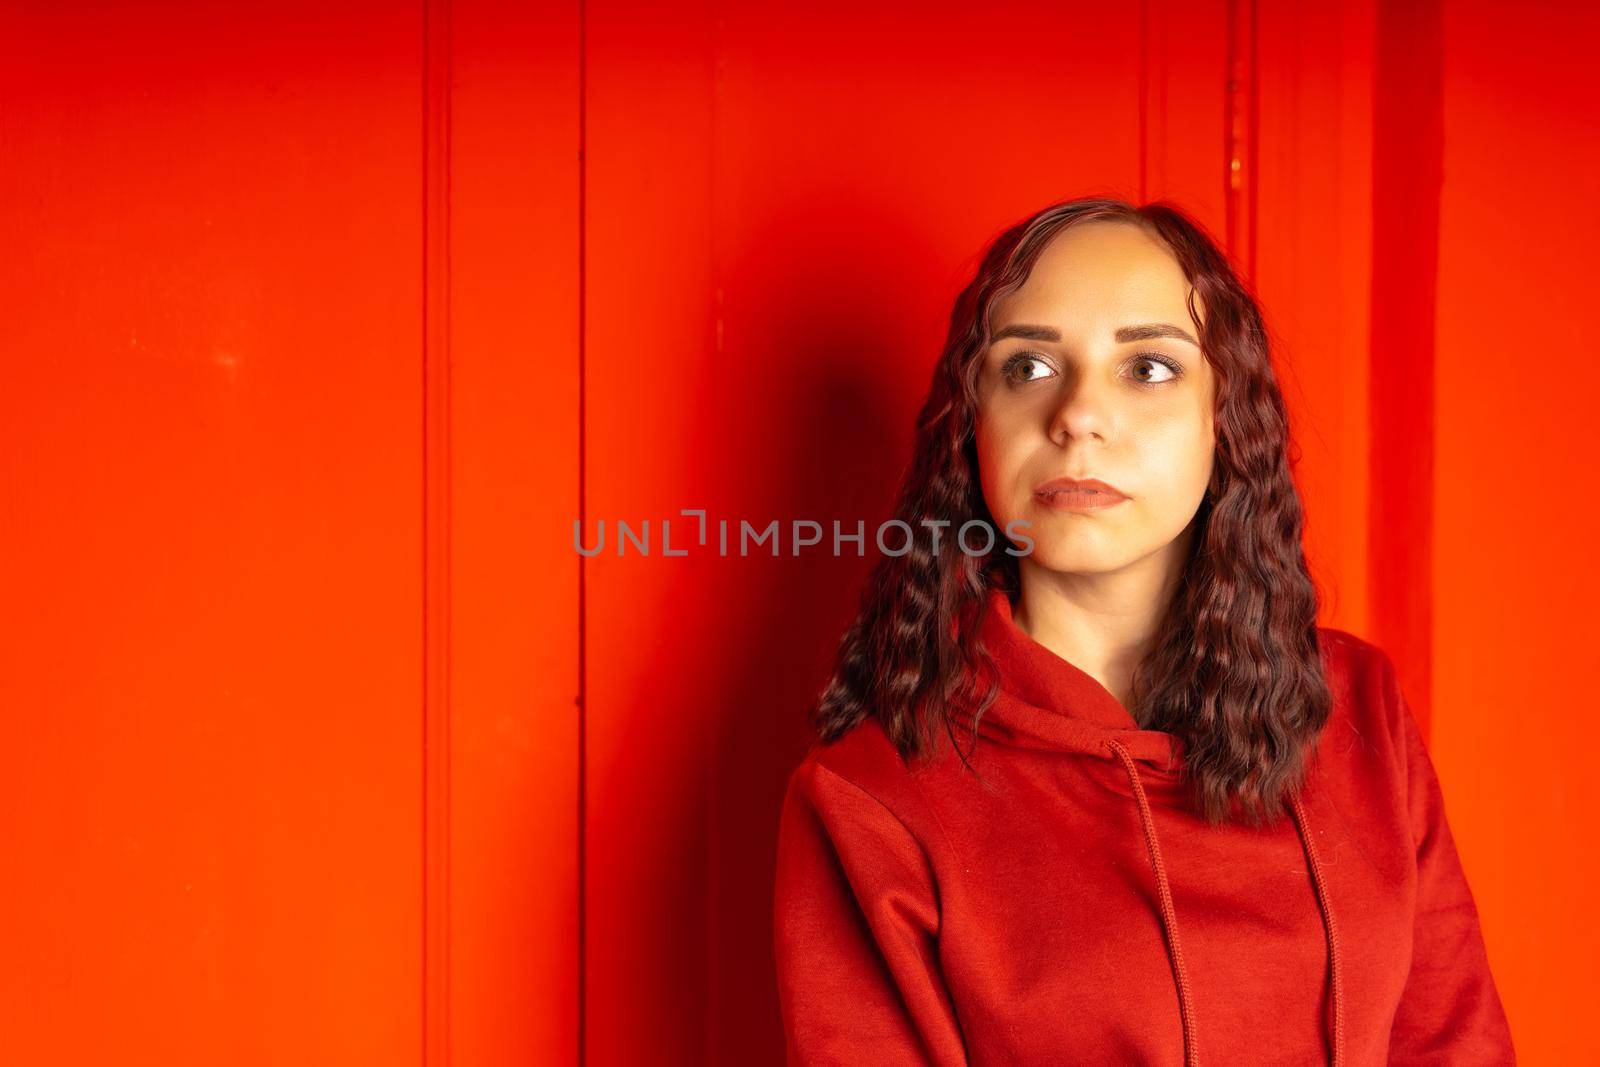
xmin=960 ymin=582 xmax=1345 ymax=1067
xmin=969 ymin=585 xmax=1186 ymax=771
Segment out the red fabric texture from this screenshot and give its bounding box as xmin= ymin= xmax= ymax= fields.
xmin=773 ymin=585 xmax=1514 ymax=1065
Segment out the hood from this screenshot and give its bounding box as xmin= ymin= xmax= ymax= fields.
xmin=960 ymin=584 xmax=1347 ymax=1067
xmin=968 ymin=584 xmax=1188 ymax=772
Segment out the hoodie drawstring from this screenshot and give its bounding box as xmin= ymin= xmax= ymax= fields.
xmin=1108 ymin=740 xmax=1202 ymax=1067
xmin=1107 ymin=740 xmax=1345 ymax=1067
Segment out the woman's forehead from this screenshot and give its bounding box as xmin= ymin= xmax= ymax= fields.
xmin=986 ymin=222 xmax=1213 ymax=339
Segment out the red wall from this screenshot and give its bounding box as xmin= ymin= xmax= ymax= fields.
xmin=2 ymin=0 xmax=1587 ymax=1062
xmin=1432 ymin=2 xmax=1600 ymax=1060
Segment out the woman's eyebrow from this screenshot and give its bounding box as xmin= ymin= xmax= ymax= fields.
xmin=990 ymin=323 xmax=1061 ymax=342
xmin=990 ymin=322 xmax=1200 ymax=346
xmin=1117 ymin=322 xmax=1199 ymax=346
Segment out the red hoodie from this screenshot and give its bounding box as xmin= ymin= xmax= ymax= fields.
xmin=773 ymin=586 xmax=1514 ymax=1065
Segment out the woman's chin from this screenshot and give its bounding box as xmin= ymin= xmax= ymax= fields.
xmin=1022 ymin=549 xmax=1141 ymax=578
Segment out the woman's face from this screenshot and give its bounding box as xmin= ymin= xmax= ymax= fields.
xmin=974 ymin=220 xmax=1217 ymax=580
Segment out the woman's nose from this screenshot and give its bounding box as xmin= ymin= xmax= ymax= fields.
xmin=1047 ymin=371 xmax=1112 ymax=444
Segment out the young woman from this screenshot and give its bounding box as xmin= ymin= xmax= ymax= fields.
xmin=771 ymin=197 xmax=1514 ymax=1065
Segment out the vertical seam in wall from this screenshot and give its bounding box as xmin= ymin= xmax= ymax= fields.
xmin=1138 ymin=0 xmax=1149 ymax=202
xmin=1368 ymin=0 xmax=1441 ymax=738
xmin=1224 ymin=0 xmax=1239 ymax=258
xmin=1223 ymin=0 xmax=1257 ymax=275
xmin=422 ymin=0 xmax=453 ymax=1063
xmin=576 ymin=0 xmax=589 ymax=1063
xmin=1247 ymin=0 xmax=1259 ymax=280
xmin=705 ymin=8 xmax=722 ymax=1056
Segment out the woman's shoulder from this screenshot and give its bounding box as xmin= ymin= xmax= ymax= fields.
xmin=783 ymin=715 xmax=939 ymax=828
xmin=1315 ymin=624 xmax=1402 ymax=693
xmin=1314 ymin=624 xmax=1413 ymax=757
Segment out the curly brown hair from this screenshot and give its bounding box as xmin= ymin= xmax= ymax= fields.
xmin=811 ymin=196 xmax=1332 ymax=829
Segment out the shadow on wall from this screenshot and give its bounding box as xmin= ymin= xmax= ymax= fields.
xmin=702 ymin=206 xmax=930 ymax=1061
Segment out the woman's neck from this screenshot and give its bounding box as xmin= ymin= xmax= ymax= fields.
xmin=1010 ymin=554 xmax=1183 ymax=714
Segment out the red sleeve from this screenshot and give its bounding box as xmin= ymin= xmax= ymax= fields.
xmin=772 ymin=759 xmax=968 ymax=1066
xmin=1381 ymin=652 xmax=1517 ymax=1064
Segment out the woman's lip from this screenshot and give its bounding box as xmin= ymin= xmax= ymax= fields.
xmin=1034 ymin=487 xmax=1130 ymax=511
xmin=1032 ymin=478 xmax=1130 ymax=511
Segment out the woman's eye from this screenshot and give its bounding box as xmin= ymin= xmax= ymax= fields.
xmin=1003 ymin=354 xmax=1054 ymax=383
xmin=1130 ymin=354 xmax=1182 ymax=384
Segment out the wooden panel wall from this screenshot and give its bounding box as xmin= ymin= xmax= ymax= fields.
xmin=5 ymin=0 xmax=1580 ymax=1062
xmin=1432 ymin=1 xmax=1600 ymax=1061
xmin=1 ymin=3 xmax=427 ymax=1062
